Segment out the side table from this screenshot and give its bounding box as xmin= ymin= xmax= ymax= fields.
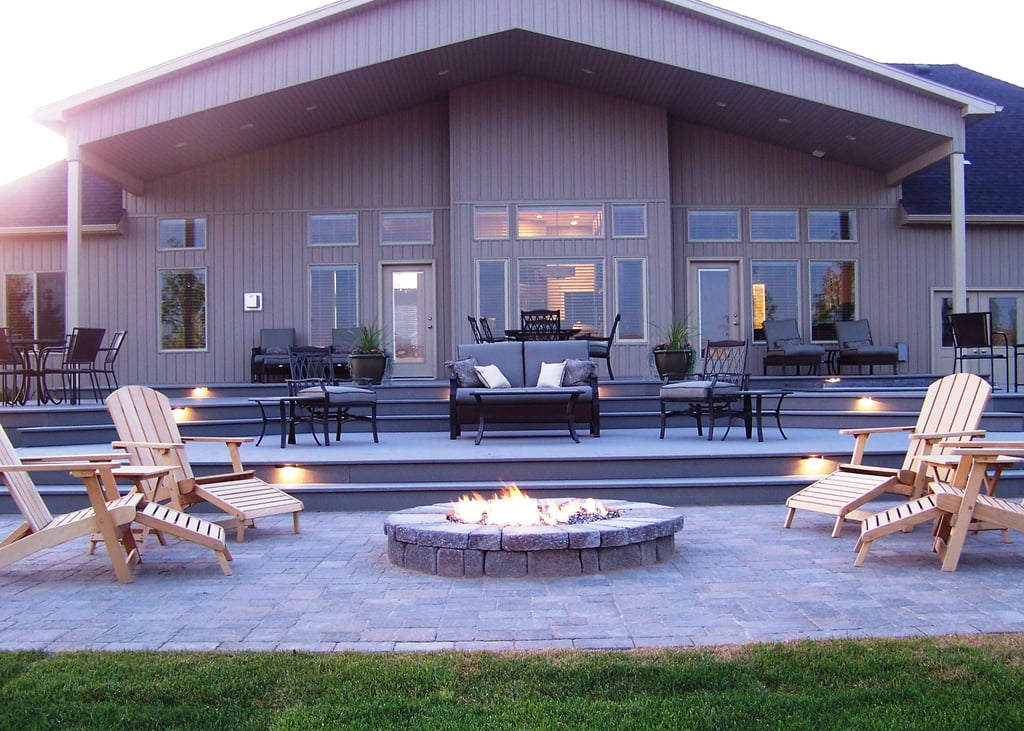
xmin=249 ymin=395 xmax=326 ymax=448
xmin=727 ymin=389 xmax=793 ymax=442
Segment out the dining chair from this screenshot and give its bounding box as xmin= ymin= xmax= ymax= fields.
xmin=520 ymin=309 xmax=562 ymax=341
xmin=39 ymin=327 xmax=106 ymax=404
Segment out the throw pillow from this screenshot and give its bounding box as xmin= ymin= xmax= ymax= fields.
xmin=842 ymin=339 xmax=871 ymax=350
xmin=444 ymin=355 xmax=483 ymax=387
xmin=537 ymin=360 xmax=567 ymax=388
xmin=474 ymin=363 xmax=512 ymax=389
xmin=562 ymin=358 xmax=597 ymax=386
xmin=264 ymin=346 xmax=288 ymax=355
xmin=772 ymin=337 xmax=801 ymax=350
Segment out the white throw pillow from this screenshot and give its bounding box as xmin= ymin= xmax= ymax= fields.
xmin=474 ymin=363 xmax=512 ymax=389
xmin=537 ymin=361 xmax=567 ymax=388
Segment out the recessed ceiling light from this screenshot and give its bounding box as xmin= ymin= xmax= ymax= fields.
xmin=240 ymin=123 xmax=255 ymax=130
xmin=174 ymin=141 xmax=188 ymax=148
xmin=715 ymin=101 xmax=728 ymax=108
xmin=438 ymin=69 xmax=449 ymax=76
xmin=582 ymin=68 xmax=594 ymax=75
xmin=845 ymin=134 xmax=857 ymax=141
xmin=812 ymin=148 xmax=826 ymax=158
xmin=305 ymin=104 xmax=318 ymax=112
xmin=777 ymin=117 xmax=792 ymax=125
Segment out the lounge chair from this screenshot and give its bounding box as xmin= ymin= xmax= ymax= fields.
xmin=762 ymin=319 xmax=825 ymax=375
xmin=783 ymin=372 xmax=991 ymax=537
xmin=855 ymin=442 xmax=1024 ymax=570
xmin=250 ymin=327 xmax=295 ymax=382
xmin=106 ymin=385 xmax=304 ymax=542
xmin=0 ymin=423 xmax=231 ymax=582
xmin=834 ymin=319 xmax=899 ymax=375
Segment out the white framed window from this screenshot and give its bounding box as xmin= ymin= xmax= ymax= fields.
xmin=309 ymin=265 xmax=359 ymax=347
xmin=475 ymin=259 xmax=509 ymax=334
xmin=158 ymin=217 xmax=206 ymax=250
xmin=309 ymin=213 xmax=358 ymax=246
xmin=3 ymin=272 xmax=66 ymax=340
xmin=159 ymin=268 xmax=206 ymax=351
xmin=612 ymin=204 xmax=646 ymax=238
xmin=516 ymin=205 xmax=604 ymax=239
xmin=809 ymin=210 xmax=856 ymax=242
xmin=751 ymin=261 xmax=799 ymax=342
xmin=614 ymin=258 xmax=647 ymax=342
xmin=518 ymin=258 xmax=605 ymax=334
xmin=381 ymin=211 xmax=433 ymax=245
xmin=750 ymin=210 xmax=798 ymax=242
xmin=810 ymin=260 xmax=857 ymax=341
xmin=687 ymin=210 xmax=739 ymax=242
xmin=473 ymin=206 xmax=509 ymax=240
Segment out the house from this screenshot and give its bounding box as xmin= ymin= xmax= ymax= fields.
xmin=0 ymin=0 xmax=1018 ymax=386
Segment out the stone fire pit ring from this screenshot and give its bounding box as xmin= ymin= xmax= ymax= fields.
xmin=385 ymin=499 xmax=684 ymax=578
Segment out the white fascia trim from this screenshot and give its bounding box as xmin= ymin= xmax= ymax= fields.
xmin=33 ymin=0 xmax=376 ymax=130
xmin=0 ymin=221 xmax=125 ymax=239
xmin=666 ymin=0 xmax=999 ymax=117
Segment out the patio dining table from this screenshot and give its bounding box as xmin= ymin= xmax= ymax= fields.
xmin=10 ymin=337 xmax=65 ymax=405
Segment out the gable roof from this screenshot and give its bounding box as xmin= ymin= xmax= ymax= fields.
xmin=895 ymin=64 xmax=1024 ymax=220
xmin=30 ymin=0 xmax=997 ymax=188
xmin=0 ymin=162 xmax=124 ymax=235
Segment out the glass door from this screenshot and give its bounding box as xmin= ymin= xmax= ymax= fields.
xmin=382 ymin=263 xmax=436 ymax=378
xmin=932 ymin=289 xmax=1022 ymax=379
xmin=687 ymin=260 xmax=742 ymax=357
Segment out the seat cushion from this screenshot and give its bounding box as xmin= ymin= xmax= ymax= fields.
xmin=660 ymin=380 xmax=738 ymax=400
xmin=323 ymin=385 xmax=377 ymax=405
xmin=780 ymin=344 xmax=824 ymax=357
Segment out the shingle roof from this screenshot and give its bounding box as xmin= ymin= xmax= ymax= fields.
xmin=0 ymin=161 xmax=123 ymax=229
xmin=892 ymin=64 xmax=1024 ymax=217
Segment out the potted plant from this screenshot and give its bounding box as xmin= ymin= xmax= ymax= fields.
xmin=651 ymin=318 xmax=695 ymax=380
xmin=348 ymin=323 xmax=389 ymax=385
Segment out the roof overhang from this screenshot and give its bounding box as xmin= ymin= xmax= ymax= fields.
xmin=32 ymin=0 xmax=1000 ymax=187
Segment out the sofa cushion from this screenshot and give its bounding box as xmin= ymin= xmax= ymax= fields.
xmin=562 ymin=358 xmax=597 ymax=386
xmin=475 ymin=364 xmax=512 ymax=389
xmin=537 ymin=361 xmax=567 ymax=388
xmin=457 ymin=342 xmax=525 ymax=387
xmin=445 ymin=355 xmax=484 ymax=387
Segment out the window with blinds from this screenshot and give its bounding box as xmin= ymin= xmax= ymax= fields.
xmin=158 ymin=218 xmax=206 ymax=250
xmin=687 ymin=210 xmax=739 ymax=242
xmin=4 ymin=272 xmax=65 ymax=340
xmin=473 ymin=206 xmax=509 ymax=240
xmin=309 ymin=213 xmax=358 ymax=246
xmin=612 ymin=205 xmax=646 ymax=238
xmin=518 ymin=258 xmax=605 ymax=335
xmin=475 ymin=259 xmax=508 ymax=332
xmin=614 ymin=258 xmax=647 ymax=341
xmin=810 ymin=260 xmax=856 ymax=340
xmin=159 ymin=268 xmax=206 ymax=351
xmin=750 ymin=210 xmax=798 ymax=242
xmin=516 ymin=206 xmax=604 ymax=239
xmin=309 ymin=265 xmax=358 ymax=347
xmin=809 ymin=210 xmax=856 ymax=242
xmin=381 ymin=211 xmax=433 ymax=245
xmin=751 ymin=261 xmax=799 ymax=342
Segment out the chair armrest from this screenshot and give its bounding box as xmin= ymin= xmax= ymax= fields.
xmin=21 ymin=451 xmax=127 ymax=463
xmin=910 ymin=429 xmax=986 ymax=443
xmin=111 ymin=440 xmax=183 ymax=451
xmin=0 ymin=460 xmax=123 ymax=472
xmin=838 ymin=425 xmax=915 ymax=436
xmin=180 ymin=436 xmax=250 ymax=472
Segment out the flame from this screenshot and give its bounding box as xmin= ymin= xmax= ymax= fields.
xmin=449 ymin=485 xmax=612 ymax=526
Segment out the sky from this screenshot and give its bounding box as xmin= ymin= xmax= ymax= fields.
xmin=1 ymin=0 xmax=1022 ymax=187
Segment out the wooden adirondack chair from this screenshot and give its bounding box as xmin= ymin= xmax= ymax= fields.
xmin=783 ymin=373 xmax=991 ymax=537
xmin=855 ymin=442 xmax=1024 ymax=570
xmin=106 ymin=385 xmax=304 ymax=542
xmin=0 ymin=424 xmax=231 ymax=582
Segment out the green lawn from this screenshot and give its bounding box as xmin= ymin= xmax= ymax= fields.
xmin=2 ymin=635 xmax=1023 ymax=729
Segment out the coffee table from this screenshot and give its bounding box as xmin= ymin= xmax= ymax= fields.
xmin=472 ymin=389 xmax=581 ymax=444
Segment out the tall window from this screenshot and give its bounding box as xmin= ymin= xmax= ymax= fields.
xmin=517 ymin=206 xmax=604 ymax=239
xmin=4 ymin=272 xmax=65 ymax=340
xmin=476 ymin=259 xmax=508 ymax=333
xmin=309 ymin=213 xmax=358 ymax=246
xmin=380 ymin=211 xmax=433 ymax=244
xmin=309 ymin=265 xmax=359 ymax=347
xmin=518 ymin=259 xmax=604 ymax=334
xmin=751 ymin=261 xmax=799 ymax=342
xmin=158 ymin=217 xmax=206 ymax=249
xmin=614 ymin=258 xmax=647 ymax=341
xmin=810 ymin=260 xmax=857 ymax=340
xmin=809 ymin=210 xmax=856 ymax=242
xmin=159 ymin=268 xmax=206 ymax=351
xmin=750 ymin=210 xmax=798 ymax=242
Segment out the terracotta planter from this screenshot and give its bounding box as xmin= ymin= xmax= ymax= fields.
xmin=348 ymin=353 xmax=388 ymax=385
xmin=653 ymin=348 xmax=694 ymax=380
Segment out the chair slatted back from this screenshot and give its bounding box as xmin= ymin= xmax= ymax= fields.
xmin=107 ymin=385 xmax=195 ymax=482
xmin=901 ymin=373 xmax=991 ymax=472
xmin=0 ymin=424 xmax=53 ymax=531
xmin=520 ymin=309 xmax=561 ymax=340
xmin=65 ymin=327 xmax=106 ymax=366
xmin=467 ymin=316 xmax=483 ymax=343
xmin=700 ymin=340 xmax=749 ymax=388
xmin=946 ymin=312 xmax=994 ymax=349
xmin=101 ymin=330 xmax=127 ymax=367
xmin=288 ymin=346 xmax=334 ymax=383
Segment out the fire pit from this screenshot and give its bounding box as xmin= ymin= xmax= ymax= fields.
xmin=384 ymin=487 xmax=684 ymax=577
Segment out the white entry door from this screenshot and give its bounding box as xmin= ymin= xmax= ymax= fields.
xmin=932 ymin=289 xmax=1022 ymax=379
xmin=382 ymin=263 xmax=436 ymax=378
xmin=687 ymin=261 xmax=742 ymax=355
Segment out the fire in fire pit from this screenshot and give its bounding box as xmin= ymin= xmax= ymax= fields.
xmin=447 ymin=485 xmax=621 ymax=526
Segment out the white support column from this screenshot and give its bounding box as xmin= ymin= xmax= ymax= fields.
xmin=66 ymin=158 xmax=82 ymax=328
xmin=950 ymin=151 xmax=968 ymax=313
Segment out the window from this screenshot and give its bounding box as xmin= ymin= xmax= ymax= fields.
xmin=612 ymin=204 xmax=646 ymax=238
xmin=158 ymin=217 xmax=206 ymax=250
xmin=687 ymin=210 xmax=739 ymax=242
xmin=380 ymin=211 xmax=433 ymax=244
xmin=476 ymin=259 xmax=508 ymax=332
xmin=614 ymin=258 xmax=647 ymax=341
xmin=309 ymin=213 xmax=357 ymax=246
xmin=4 ymin=272 xmax=65 ymax=340
xmin=810 ymin=260 xmax=857 ymax=340
xmin=751 ymin=261 xmax=799 ymax=342
xmin=474 ymin=207 xmax=509 ymax=240
xmin=809 ymin=210 xmax=856 ymax=242
xmin=518 ymin=258 xmax=604 ymax=334
xmin=750 ymin=210 xmax=798 ymax=242
xmin=517 ymin=205 xmax=604 ymax=239
xmin=159 ymin=268 xmax=206 ymax=351
xmin=309 ymin=265 xmax=358 ymax=347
